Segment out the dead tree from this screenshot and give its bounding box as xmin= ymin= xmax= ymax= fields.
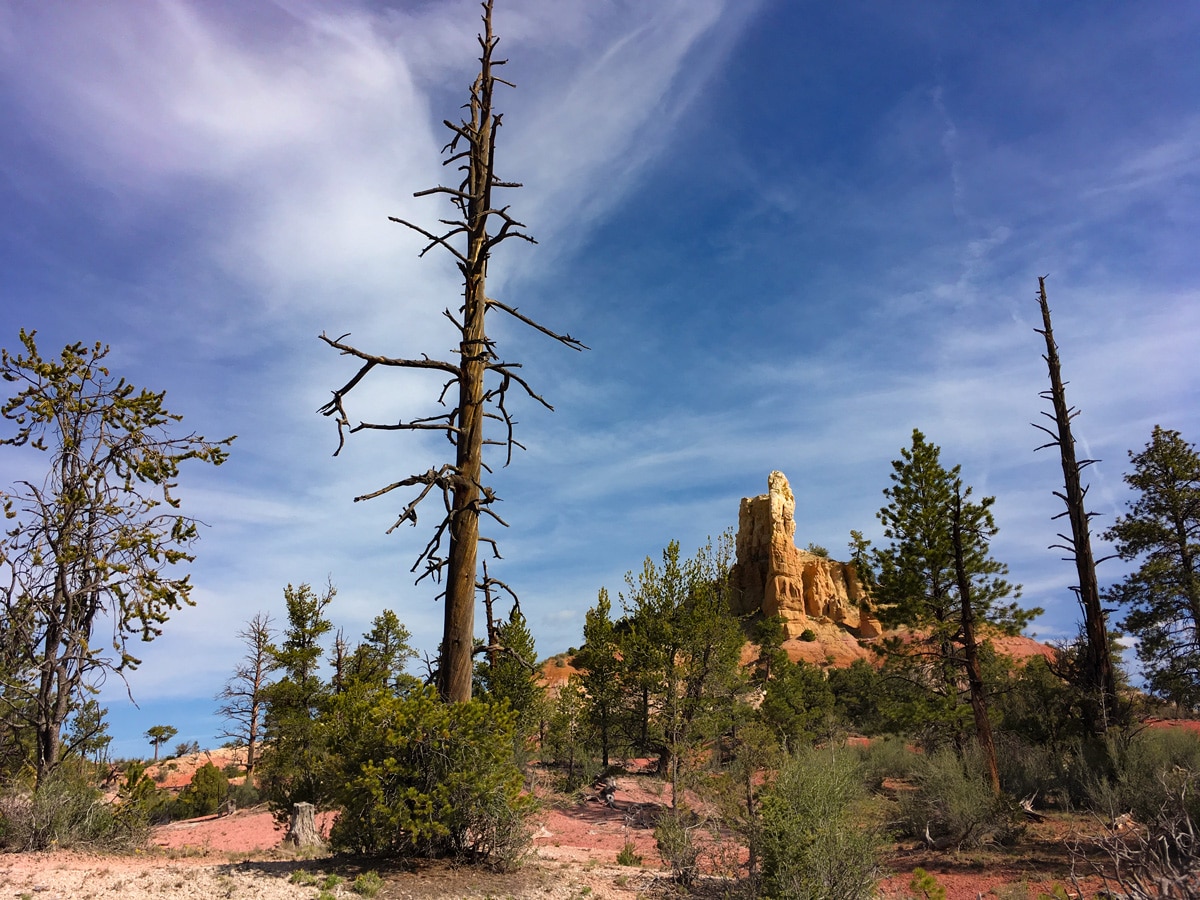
xmin=319 ymin=0 xmax=585 ymax=703
xmin=215 ymin=612 xmax=273 ymax=777
xmin=1033 ymin=276 xmax=1119 ymax=733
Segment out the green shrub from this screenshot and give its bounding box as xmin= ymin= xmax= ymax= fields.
xmin=898 ymin=747 xmax=1020 ymax=849
xmin=326 ymin=685 xmax=535 ymax=866
xmin=616 ymin=841 xmax=643 ymax=866
xmin=654 ymin=807 xmax=701 ymax=886
xmin=114 ymin=761 xmax=171 ymax=836
xmin=758 ymin=747 xmax=883 ymax=900
xmin=994 ymin=733 xmax=1068 ymax=806
xmin=1078 ymin=726 xmax=1200 ymax=822
xmin=352 ymin=871 xmax=384 ymax=897
xmin=228 ymin=778 xmax=260 ymax=809
xmin=173 ymin=762 xmax=229 ymax=819
xmin=909 ymin=867 xmax=946 ymax=900
xmin=0 ymin=764 xmax=149 ymax=851
xmin=1068 ymin=765 xmax=1200 ymax=900
xmin=856 ymin=735 xmax=920 ymax=790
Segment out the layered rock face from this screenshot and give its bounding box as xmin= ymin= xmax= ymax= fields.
xmin=730 ymin=471 xmax=882 ymax=644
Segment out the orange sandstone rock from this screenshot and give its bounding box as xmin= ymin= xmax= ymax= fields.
xmin=730 ymin=471 xmax=880 ymax=646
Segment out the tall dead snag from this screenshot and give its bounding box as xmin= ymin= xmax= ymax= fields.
xmin=1033 ymin=276 xmax=1119 ymax=733
xmin=318 ymin=1 xmax=585 ymax=703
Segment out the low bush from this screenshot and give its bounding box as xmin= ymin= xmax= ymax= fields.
xmin=897 ymin=747 xmax=1021 ymax=849
xmin=172 ymin=762 xmax=229 ymax=819
xmin=856 ymin=735 xmax=920 ymax=790
xmin=0 ymin=763 xmax=152 ymax=851
xmin=0 ymin=767 xmax=105 ymax=850
xmin=1077 ymin=727 xmax=1200 ymax=822
xmin=654 ymin=806 xmax=701 ymax=886
xmin=1071 ymin=766 xmax=1200 ymax=899
xmin=909 ymin=867 xmax=947 ymax=900
xmin=228 ymin=778 xmax=261 ymax=809
xmin=994 ymin=733 xmax=1069 ymax=806
xmin=114 ymin=761 xmax=171 ymax=836
xmin=758 ymin=747 xmax=883 ymax=900
xmin=616 ymin=841 xmax=643 ymax=866
xmin=352 ymin=871 xmax=384 ymax=897
xmin=325 ymin=685 xmax=535 ymax=867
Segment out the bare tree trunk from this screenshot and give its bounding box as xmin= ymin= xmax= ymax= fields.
xmin=1034 ymin=277 xmax=1119 ymax=734
xmin=438 ymin=17 xmax=494 ymax=704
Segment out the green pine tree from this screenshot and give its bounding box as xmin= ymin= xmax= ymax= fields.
xmin=1106 ymin=426 xmax=1200 ymax=708
xmin=477 ymin=608 xmax=544 ymax=748
xmin=869 ymin=429 xmax=1034 ymax=778
xmin=345 ymin=609 xmax=420 ymax=695
xmin=257 ymin=581 xmax=335 ymax=823
xmin=575 ymin=588 xmax=623 ymax=768
xmin=617 ymin=535 xmax=746 ymax=805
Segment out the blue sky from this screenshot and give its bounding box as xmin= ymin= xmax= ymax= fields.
xmin=1 ymin=1 xmax=1197 ymax=759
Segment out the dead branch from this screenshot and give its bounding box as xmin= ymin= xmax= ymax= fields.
xmin=486 ymin=297 xmax=589 ymax=350
xmin=1068 ymin=781 xmax=1200 ymax=899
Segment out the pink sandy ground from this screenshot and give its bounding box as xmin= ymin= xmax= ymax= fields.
xmin=2 ymin=748 xmax=1127 ymax=899
xmin=146 ymin=760 xmax=1083 ymax=900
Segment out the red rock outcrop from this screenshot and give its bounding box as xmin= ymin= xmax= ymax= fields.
xmin=730 ymin=471 xmax=882 ymax=650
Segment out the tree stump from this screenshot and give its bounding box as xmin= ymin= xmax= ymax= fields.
xmin=284 ymin=802 xmax=325 ymax=849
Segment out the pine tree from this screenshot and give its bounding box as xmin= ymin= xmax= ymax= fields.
xmin=145 ymin=725 xmax=177 ymax=763
xmin=257 ymin=582 xmax=335 ymax=822
xmin=617 ymin=535 xmax=745 ymax=805
xmin=345 ymin=609 xmax=420 ymax=695
xmin=476 ymin=608 xmax=542 ymax=746
xmin=870 ymin=430 xmax=1033 ymax=785
xmin=1106 ymin=426 xmax=1200 ymax=708
xmin=215 ymin=612 xmax=273 ymax=776
xmin=65 ymin=697 xmax=112 ymax=764
xmin=758 ymin=658 xmax=834 ymax=749
xmin=575 ymin=588 xmax=623 ymax=768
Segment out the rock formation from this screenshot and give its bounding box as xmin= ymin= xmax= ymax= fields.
xmin=730 ymin=471 xmax=882 ymax=645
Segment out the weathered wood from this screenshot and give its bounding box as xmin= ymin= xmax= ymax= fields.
xmin=284 ymin=802 xmax=325 ymax=849
xmin=1034 ymin=277 xmax=1119 ymax=733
